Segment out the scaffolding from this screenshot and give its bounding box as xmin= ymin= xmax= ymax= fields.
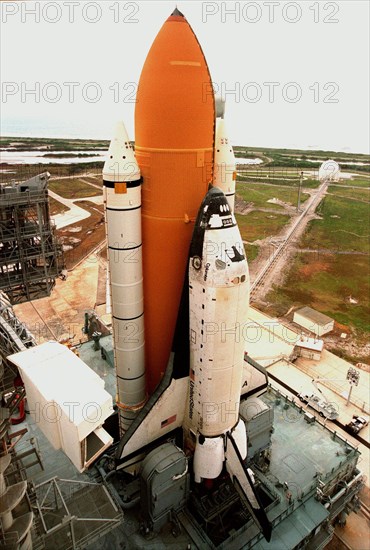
xmin=0 ymin=291 xmax=36 ymax=448
xmin=29 ymin=477 xmax=123 ymax=549
xmin=0 ymin=173 xmax=63 ymax=304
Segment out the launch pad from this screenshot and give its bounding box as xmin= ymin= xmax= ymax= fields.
xmin=4 ymin=337 xmax=361 ymax=549
xmin=88 ymin=377 xmax=363 ymax=549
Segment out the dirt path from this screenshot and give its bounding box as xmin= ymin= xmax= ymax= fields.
xmin=12 ymin=252 xmax=100 ymax=343
xmin=250 ymin=181 xmax=328 ymax=299
xmin=293 ymin=248 xmax=369 ymax=256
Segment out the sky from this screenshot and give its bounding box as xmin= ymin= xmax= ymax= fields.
xmin=1 ymin=0 xmax=369 ymax=153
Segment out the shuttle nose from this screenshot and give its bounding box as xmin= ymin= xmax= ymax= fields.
xmin=197 ymin=187 xmax=233 ymax=229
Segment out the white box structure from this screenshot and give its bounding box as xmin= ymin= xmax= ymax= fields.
xmin=9 ymin=342 xmax=113 ymax=472
xmin=294 ymin=337 xmax=324 ymax=361
xmin=293 ymin=307 xmax=334 ymax=337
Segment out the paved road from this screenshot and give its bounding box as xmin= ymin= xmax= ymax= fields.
xmin=48 ymin=176 xmax=103 ymax=229
xmin=48 ymin=189 xmax=91 ymax=229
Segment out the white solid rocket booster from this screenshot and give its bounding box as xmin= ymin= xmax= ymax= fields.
xmin=103 ymin=122 xmax=146 ymax=435
xmin=213 ymin=111 xmax=237 ymax=211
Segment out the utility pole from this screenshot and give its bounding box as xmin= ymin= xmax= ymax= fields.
xmin=297 ymin=171 xmax=303 ymax=212
xmin=346 ymin=367 xmax=360 ymax=406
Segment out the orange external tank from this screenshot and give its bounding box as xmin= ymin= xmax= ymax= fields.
xmin=135 ymin=8 xmax=215 ymax=393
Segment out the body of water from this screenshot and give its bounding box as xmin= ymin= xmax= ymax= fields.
xmin=235 ymin=158 xmax=263 ymax=165
xmin=1 ymin=149 xmax=263 ymax=166
xmin=0 ymin=150 xmax=107 ymax=165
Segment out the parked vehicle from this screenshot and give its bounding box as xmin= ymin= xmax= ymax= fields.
xmin=298 ymin=392 xmax=339 ymax=420
xmin=345 ymin=415 xmax=369 ymax=435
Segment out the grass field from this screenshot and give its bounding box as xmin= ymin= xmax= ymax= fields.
xmin=0 ymin=163 xmax=104 ymax=185
xmin=49 ymin=197 xmax=68 ymax=216
xmin=301 ymin=178 xmax=321 ymax=189
xmin=49 ymin=179 xmax=102 ymax=199
xmin=238 ymin=172 xmax=321 ymax=189
xmin=238 ymin=177 xmax=299 ymax=187
xmin=335 ymin=176 xmax=370 ymax=187
xmin=235 ymin=211 xmax=290 ymax=243
xmin=263 ymin=185 xmax=370 ymax=339
xmin=234 ymin=145 xmax=369 ymax=174
xmin=352 ymin=174 xmax=370 ymax=182
xmin=301 ymin=195 xmax=370 ymax=253
xmin=233 ymin=145 xmax=369 ymax=161
xmin=265 ymin=252 xmax=370 ymax=334
xmin=328 ymin=186 xmax=370 ymax=202
xmin=0 ymin=136 xmax=109 ymax=151
xmin=245 ymin=244 xmax=259 ymax=262
xmin=81 ymin=176 xmax=103 ymax=187
xmin=236 ymin=181 xmax=309 ymax=210
xmin=238 ymin=167 xmax=300 ymax=176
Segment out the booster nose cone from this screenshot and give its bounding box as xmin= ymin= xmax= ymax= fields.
xmin=103 ymin=121 xmax=141 ymax=183
xmin=213 ymin=118 xmax=237 ymax=210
